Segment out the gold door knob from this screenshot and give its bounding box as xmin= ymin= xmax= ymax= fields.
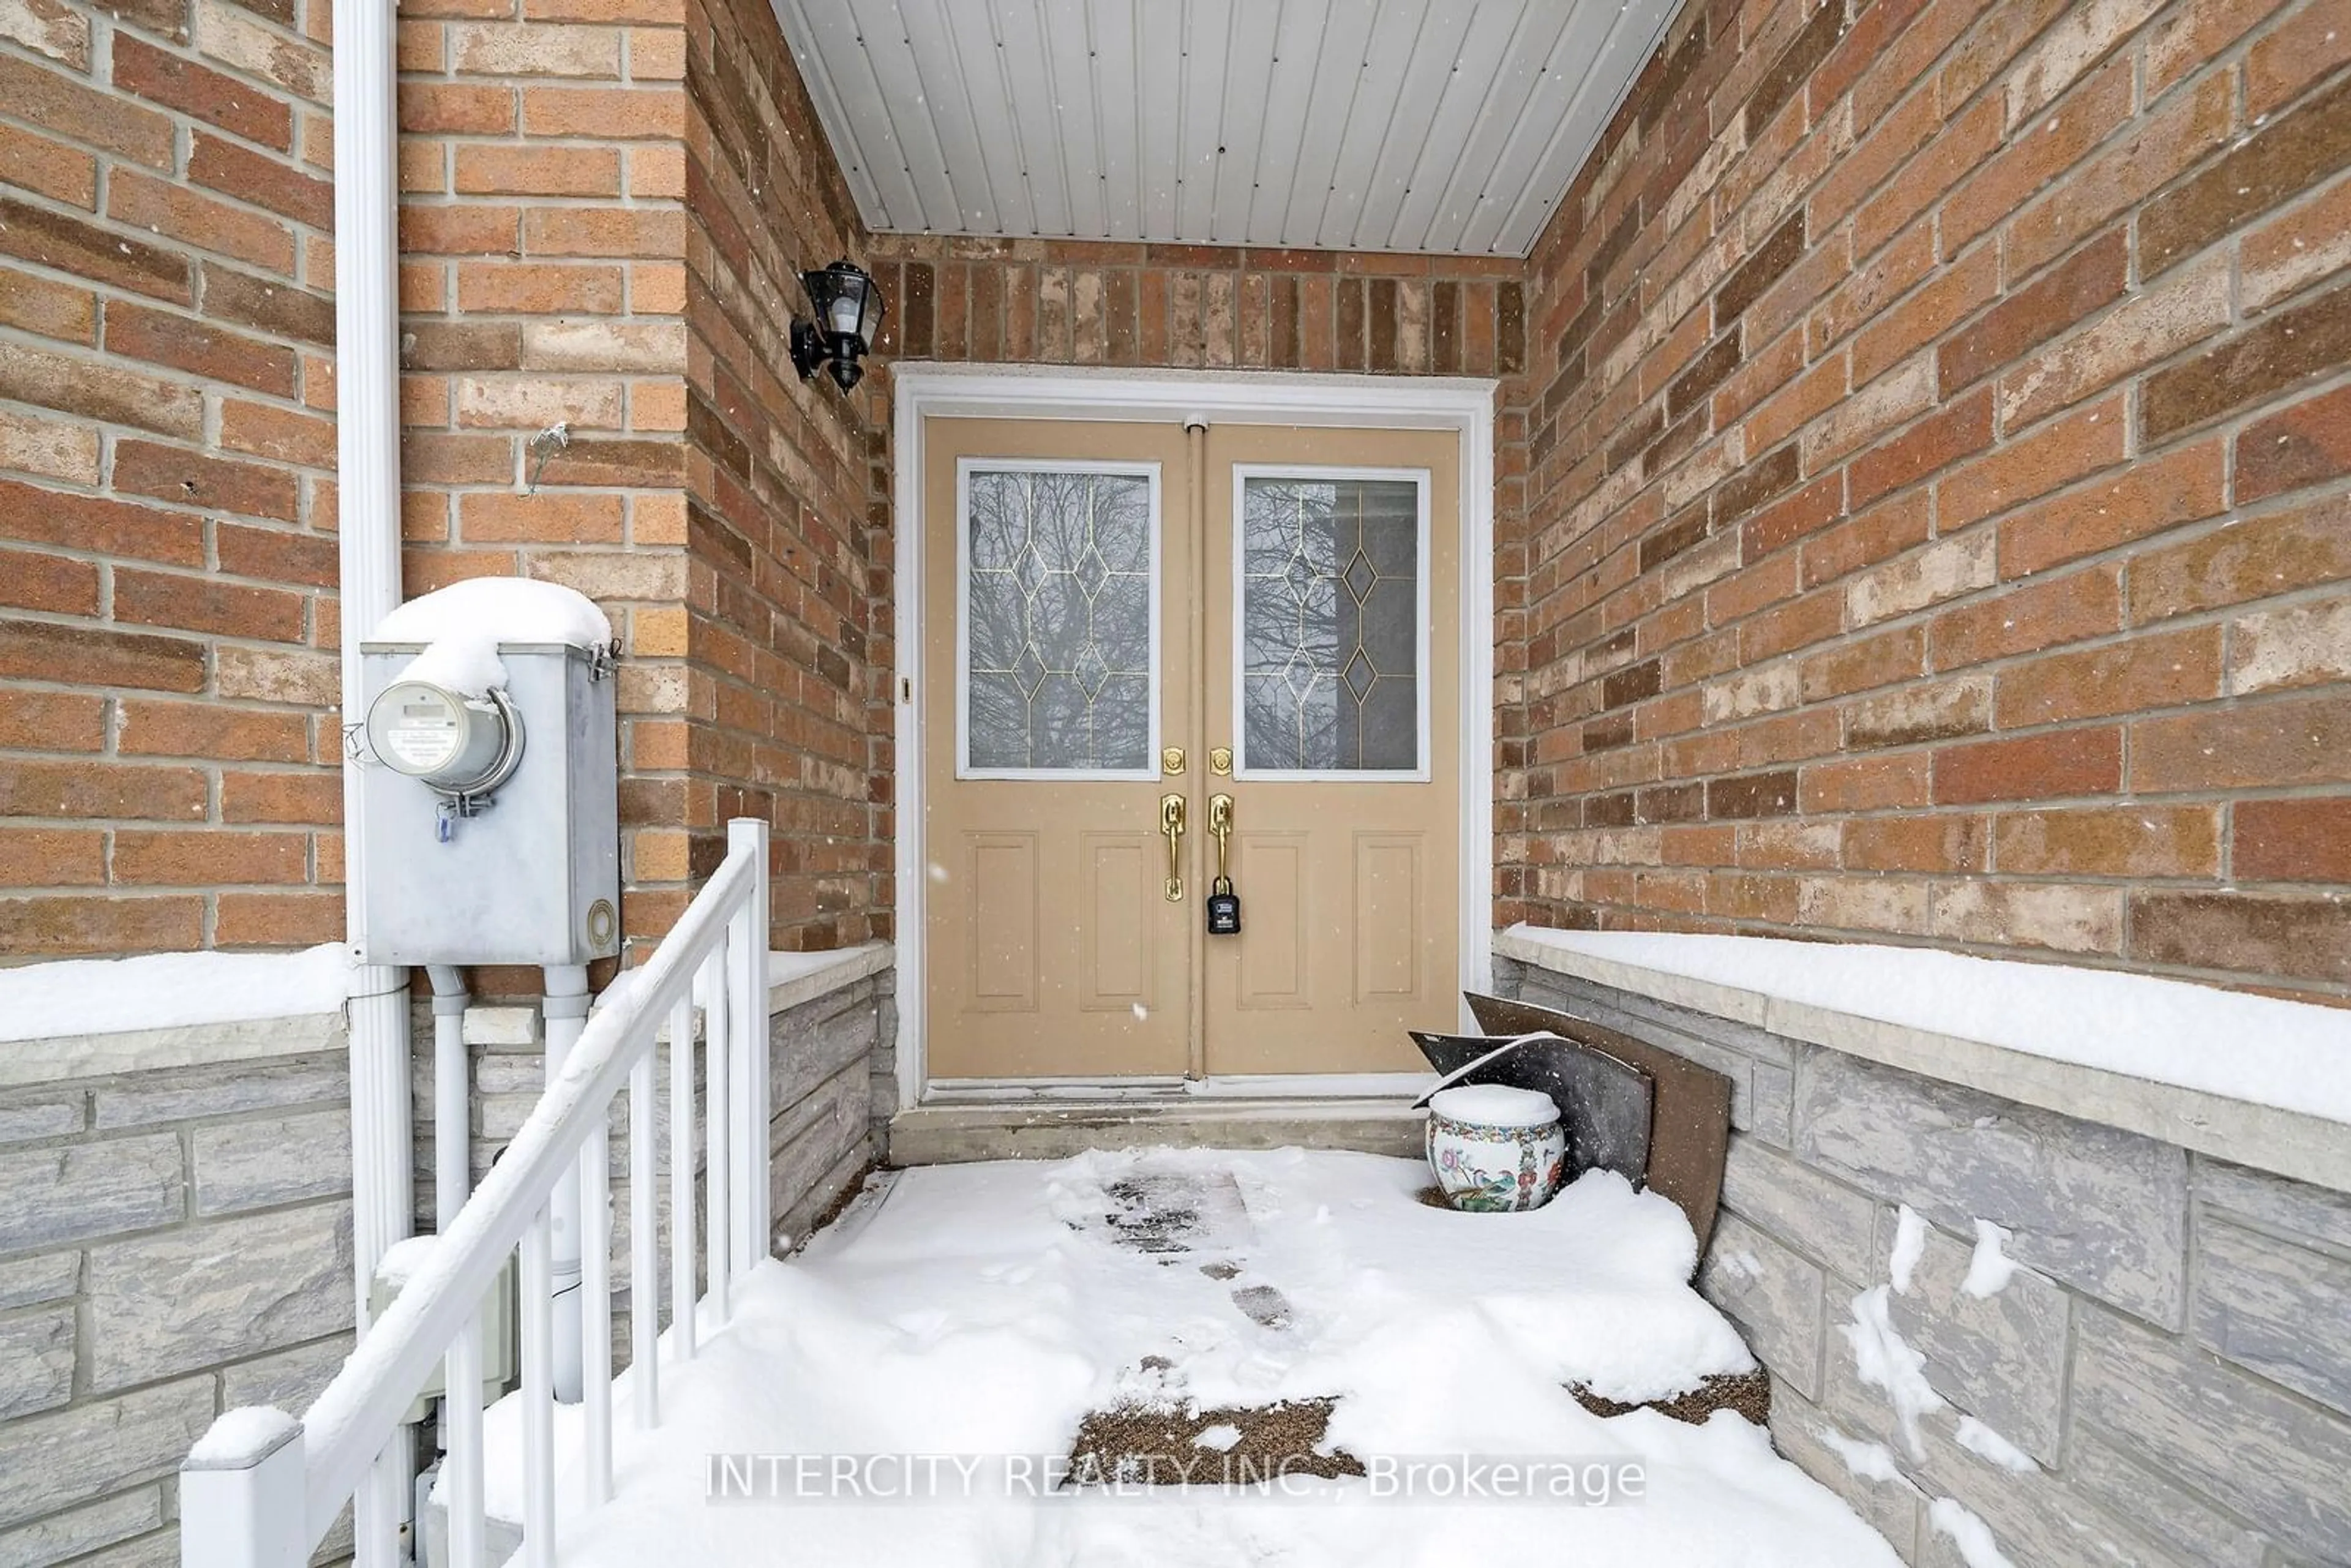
xmin=1160 ymin=792 xmax=1186 ymax=901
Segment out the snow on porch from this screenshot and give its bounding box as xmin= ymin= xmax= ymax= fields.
xmin=478 ymin=1149 xmax=1902 ymax=1565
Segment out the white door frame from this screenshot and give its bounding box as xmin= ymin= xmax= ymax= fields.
xmin=890 ymin=362 xmax=1499 ymax=1111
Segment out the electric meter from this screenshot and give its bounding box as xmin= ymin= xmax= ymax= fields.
xmin=365 ymin=680 xmax=524 ymax=795
xmin=356 ymin=636 xmax=618 ymax=966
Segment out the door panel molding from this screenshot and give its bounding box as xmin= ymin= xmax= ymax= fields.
xmin=964 ymin=831 xmax=1039 ymax=1011
xmin=1233 ymin=831 xmax=1311 ymax=1011
xmin=1352 ymin=831 xmax=1423 ymax=1005
xmin=1079 ymin=831 xmax=1157 ymax=1013
xmin=893 ymin=366 xmax=1498 ymax=1111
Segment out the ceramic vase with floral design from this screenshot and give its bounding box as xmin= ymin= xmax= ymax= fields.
xmin=1425 ymin=1082 xmax=1568 ymax=1213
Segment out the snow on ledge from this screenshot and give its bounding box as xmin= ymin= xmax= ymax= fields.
xmin=1501 ymin=925 xmax=2351 ymax=1128
xmin=0 ymin=943 xmax=353 ymax=1045
xmin=188 ymin=1405 xmax=299 ymax=1468
xmin=764 ymin=943 xmax=890 ymax=997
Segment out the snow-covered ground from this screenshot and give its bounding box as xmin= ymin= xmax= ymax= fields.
xmin=482 ymin=1149 xmax=1901 ymax=1566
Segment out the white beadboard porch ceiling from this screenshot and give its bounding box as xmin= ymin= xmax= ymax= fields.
xmin=773 ymin=0 xmax=1683 ymax=257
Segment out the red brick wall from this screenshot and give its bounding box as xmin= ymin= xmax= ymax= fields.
xmin=680 ymin=0 xmax=890 ymax=949
xmin=0 ymin=0 xmax=896 ymax=962
xmin=15 ymin=0 xmax=2349 ymax=1008
xmin=396 ymin=0 xmax=894 ymax=958
xmin=394 ymin=0 xmax=701 ymax=968
xmin=379 ymin=0 xmax=743 ymax=991
xmin=1 ymin=0 xmax=347 ymax=956
xmin=1500 ymin=0 xmax=2351 ymax=1001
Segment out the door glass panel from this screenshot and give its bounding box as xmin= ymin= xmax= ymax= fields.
xmin=963 ymin=466 xmax=1155 ymax=774
xmin=1239 ymin=475 xmax=1420 ymax=773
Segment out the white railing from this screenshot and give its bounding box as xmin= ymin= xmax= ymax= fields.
xmin=181 ymin=819 xmax=773 ymax=1568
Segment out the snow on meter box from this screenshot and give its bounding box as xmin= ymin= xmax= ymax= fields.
xmin=358 ymin=578 xmax=621 ymax=966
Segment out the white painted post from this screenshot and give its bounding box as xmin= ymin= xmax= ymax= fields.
xmin=180 ymin=1420 xmax=309 ymax=1568
xmin=667 ymin=993 xmax=697 ymax=1364
xmin=726 ymin=818 xmax=770 ymax=1270
xmin=520 ymin=1214 xmax=555 ymax=1568
xmin=700 ymin=943 xmax=730 ymax=1324
xmin=443 ymin=1318 xmax=487 ymax=1568
xmin=580 ymin=1118 xmax=613 ymax=1506
xmin=628 ymin=1049 xmax=659 ymax=1427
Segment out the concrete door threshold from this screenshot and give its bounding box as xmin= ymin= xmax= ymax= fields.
xmin=890 ymin=1091 xmax=1428 ymax=1164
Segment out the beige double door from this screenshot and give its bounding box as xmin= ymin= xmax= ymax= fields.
xmin=923 ymin=416 xmax=1460 ymax=1082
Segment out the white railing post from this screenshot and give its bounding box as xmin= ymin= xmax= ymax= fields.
xmin=443 ymin=1318 xmax=486 ymax=1568
xmin=581 ymin=1114 xmax=613 ymax=1506
xmin=667 ymin=989 xmax=697 ymax=1364
xmin=699 ymin=942 xmax=730 ymax=1324
xmin=726 ymin=817 xmax=770 ymax=1270
xmin=181 ymin=1420 xmax=307 ymax=1568
xmin=520 ymin=1212 xmax=555 ymax=1568
xmin=628 ymin=1048 xmax=659 ymax=1428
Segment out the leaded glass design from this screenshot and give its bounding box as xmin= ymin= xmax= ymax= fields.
xmin=1240 ymin=475 xmax=1420 ymax=773
xmin=964 ymin=467 xmax=1154 ymax=772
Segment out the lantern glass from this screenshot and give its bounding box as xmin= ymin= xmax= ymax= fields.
xmin=853 ymin=272 xmax=883 ymax=342
xmin=791 ymin=261 xmax=883 ymax=391
xmin=827 ymin=286 xmax=864 ymax=336
xmin=803 ymin=263 xmax=879 ymax=350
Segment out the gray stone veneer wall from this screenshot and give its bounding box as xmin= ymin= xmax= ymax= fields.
xmin=0 ymin=962 xmax=892 ymax=1567
xmin=415 ymin=967 xmax=893 ymax=1253
xmin=767 ymin=967 xmax=894 ymax=1246
xmin=1495 ymin=956 xmax=2351 ymax=1568
xmin=0 ymin=1030 xmax=356 ymax=1567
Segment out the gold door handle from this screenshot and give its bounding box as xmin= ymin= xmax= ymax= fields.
xmin=1160 ymin=792 xmax=1186 ymax=901
xmin=1208 ymin=793 xmax=1233 ymax=882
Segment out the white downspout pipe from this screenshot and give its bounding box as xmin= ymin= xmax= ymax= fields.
xmin=334 ymin=0 xmax=411 ymax=1558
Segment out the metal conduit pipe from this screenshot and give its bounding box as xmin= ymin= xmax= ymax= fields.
xmin=541 ymin=964 xmax=592 ymax=1403
xmin=425 ymin=966 xmax=471 ymax=1231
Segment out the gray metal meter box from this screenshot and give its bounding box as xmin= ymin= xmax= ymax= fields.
xmin=356 ymin=639 xmax=620 ymax=966
xmin=370 ymin=1251 xmax=516 ymax=1425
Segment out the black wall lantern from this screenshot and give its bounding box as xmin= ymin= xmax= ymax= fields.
xmin=789 ymin=260 xmax=885 ymax=392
